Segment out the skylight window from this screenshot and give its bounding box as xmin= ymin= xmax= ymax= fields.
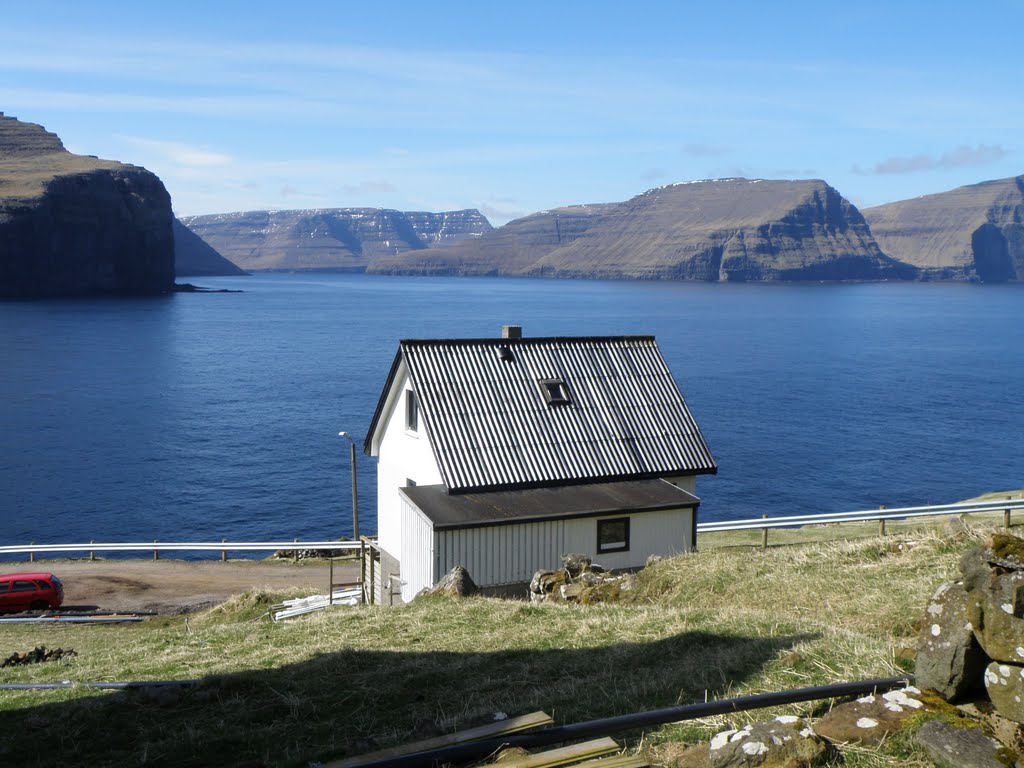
xmin=539 ymin=378 xmax=571 ymax=406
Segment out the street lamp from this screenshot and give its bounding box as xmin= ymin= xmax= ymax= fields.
xmin=338 ymin=432 xmax=359 ymax=541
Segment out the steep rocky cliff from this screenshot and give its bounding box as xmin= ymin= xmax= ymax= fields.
xmin=863 ymin=177 xmax=1024 ymax=281
xmin=172 ymin=219 xmax=246 ymax=277
xmin=179 ymin=208 xmax=492 ymax=271
xmin=0 ymin=114 xmax=175 ymax=297
xmin=369 ymin=179 xmax=910 ymax=281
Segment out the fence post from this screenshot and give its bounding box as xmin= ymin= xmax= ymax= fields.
xmin=153 ymin=540 xmax=159 ymax=561
xmin=360 ymin=539 xmax=367 ymax=604
xmin=89 ymin=540 xmax=95 ymax=562
xmin=221 ymin=538 xmax=227 ymax=562
xmin=879 ymin=505 xmax=886 ymax=536
xmin=29 ymin=542 xmax=35 ymax=563
xmin=761 ymin=514 xmax=768 ymax=549
xmin=1006 ymin=496 xmax=1013 ymax=530
xmin=369 ymin=547 xmax=376 ymax=606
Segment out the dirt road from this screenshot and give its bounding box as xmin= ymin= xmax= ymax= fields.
xmin=9 ymin=559 xmax=361 ymax=615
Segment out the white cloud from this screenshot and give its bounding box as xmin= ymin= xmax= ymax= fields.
xmin=867 ymin=144 xmax=1010 ymax=175
xmin=118 ymin=136 xmax=232 ymax=167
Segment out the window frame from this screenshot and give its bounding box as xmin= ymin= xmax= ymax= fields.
xmin=596 ymin=517 xmax=630 ymax=554
xmin=405 ymin=390 xmax=419 ymax=432
xmin=539 ymin=378 xmax=571 ymax=406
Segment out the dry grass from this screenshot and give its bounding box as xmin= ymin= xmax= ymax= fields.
xmin=0 ymin=518 xmax=999 ymax=767
xmin=0 ymin=152 xmax=124 ymax=200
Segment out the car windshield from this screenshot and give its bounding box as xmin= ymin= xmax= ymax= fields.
xmin=50 ymin=575 xmax=62 ymax=587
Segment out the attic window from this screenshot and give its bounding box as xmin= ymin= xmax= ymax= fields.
xmin=498 ymin=345 xmax=515 ymax=363
xmin=540 ymin=378 xmax=571 ymax=406
xmin=405 ymin=390 xmax=419 ymax=432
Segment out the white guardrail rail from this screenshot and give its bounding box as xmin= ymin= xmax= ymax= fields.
xmin=2 ymin=498 xmax=1022 ymax=558
xmin=697 ymin=498 xmax=1024 ymax=533
xmin=0 ymin=540 xmax=363 ymax=559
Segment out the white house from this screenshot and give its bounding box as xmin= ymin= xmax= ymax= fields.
xmin=363 ymin=326 xmax=716 ymax=601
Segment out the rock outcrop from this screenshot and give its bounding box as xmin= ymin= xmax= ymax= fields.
xmin=917 ymin=533 xmax=1024 ymax=724
xmin=178 ymin=208 xmax=492 ymax=272
xmin=0 ymin=113 xmax=175 ymax=297
xmin=370 ymin=179 xmax=912 ymax=282
xmin=863 ymin=176 xmax=1024 ymax=282
xmin=172 ymin=219 xmax=246 ymax=277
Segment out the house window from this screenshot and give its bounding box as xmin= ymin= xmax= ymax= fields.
xmin=539 ymin=378 xmax=571 ymax=406
xmin=406 ymin=478 xmax=417 ymax=487
xmin=405 ymin=390 xmax=419 ymax=432
xmin=597 ymin=517 xmax=630 ymax=553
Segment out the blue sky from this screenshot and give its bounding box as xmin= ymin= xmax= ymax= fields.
xmin=2 ymin=1 xmax=1021 ymax=224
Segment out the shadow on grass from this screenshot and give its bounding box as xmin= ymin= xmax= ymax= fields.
xmin=0 ymin=625 xmax=818 ymax=768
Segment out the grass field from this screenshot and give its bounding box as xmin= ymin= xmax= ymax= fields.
xmin=0 ymin=496 xmax=1016 ymax=767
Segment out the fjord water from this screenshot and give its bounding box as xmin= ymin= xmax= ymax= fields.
xmin=2 ymin=274 xmax=1022 ymax=552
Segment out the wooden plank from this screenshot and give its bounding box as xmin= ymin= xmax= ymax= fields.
xmin=483 ymin=737 xmax=619 ymax=768
xmin=564 ymin=755 xmax=648 ymax=768
xmin=323 ymin=711 xmax=553 ymax=768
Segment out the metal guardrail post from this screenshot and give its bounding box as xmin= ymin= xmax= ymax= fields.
xmin=329 ymin=557 xmax=335 ymax=606
xmin=153 ymin=541 xmax=159 ymax=561
xmin=879 ymin=505 xmax=886 ymax=536
xmin=293 ymin=538 xmax=299 ymax=563
xmin=761 ymin=514 xmax=768 ymax=549
xmin=29 ymin=542 xmax=34 ymax=563
xmin=1007 ymin=496 xmax=1013 ymax=530
xmin=221 ymin=539 xmax=227 ymax=562
xmin=89 ymin=540 xmax=95 ymax=561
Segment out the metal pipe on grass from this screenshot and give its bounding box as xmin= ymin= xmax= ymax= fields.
xmin=350 ymin=676 xmax=914 ymax=768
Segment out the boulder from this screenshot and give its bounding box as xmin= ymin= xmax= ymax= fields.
xmin=961 ymin=542 xmax=1024 ymax=616
xmin=914 ymin=719 xmax=1008 ymax=768
xmin=426 ymin=565 xmax=477 ymax=597
xmin=561 ymin=553 xmax=591 ymax=578
xmin=975 ymin=599 xmax=1024 ymax=664
xmin=709 ymin=716 xmax=833 ymax=768
xmin=916 ymin=582 xmax=987 ymax=699
xmin=814 ymin=687 xmax=924 ymax=745
xmin=984 ymin=661 xmax=1024 ymax=724
xmin=529 ymin=569 xmax=566 ymax=603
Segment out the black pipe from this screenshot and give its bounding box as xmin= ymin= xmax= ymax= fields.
xmin=348 ymin=675 xmax=914 ymax=768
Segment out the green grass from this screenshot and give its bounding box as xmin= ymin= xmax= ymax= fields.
xmin=0 ymin=504 xmax=1011 ymax=767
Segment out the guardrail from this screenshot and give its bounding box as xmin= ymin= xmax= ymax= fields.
xmin=697 ymin=497 xmax=1024 ymax=547
xmin=0 ymin=540 xmax=363 ymax=563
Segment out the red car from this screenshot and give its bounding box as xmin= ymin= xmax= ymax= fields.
xmin=0 ymin=572 xmax=64 ymax=612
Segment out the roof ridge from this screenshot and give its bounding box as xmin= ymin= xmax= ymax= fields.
xmin=399 ymin=335 xmax=656 ymax=346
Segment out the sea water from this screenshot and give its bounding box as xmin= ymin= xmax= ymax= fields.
xmin=2 ymin=274 xmax=1022 ymax=551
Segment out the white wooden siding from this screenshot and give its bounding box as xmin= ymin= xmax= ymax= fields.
xmin=433 ymin=506 xmax=693 ymax=587
xmin=399 ymin=494 xmax=435 ymax=601
xmin=561 ymin=507 xmax=693 ymax=571
xmin=374 ymin=366 xmax=443 ymax=560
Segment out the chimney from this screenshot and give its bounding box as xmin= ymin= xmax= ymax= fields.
xmin=502 ymin=325 xmax=522 ymax=339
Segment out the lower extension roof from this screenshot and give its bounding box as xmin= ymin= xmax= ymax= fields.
xmin=400 ymin=478 xmax=699 ymax=531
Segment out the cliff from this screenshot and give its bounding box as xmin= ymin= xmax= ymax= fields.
xmin=862 ymin=176 xmax=1024 ymax=281
xmin=179 ymin=208 xmax=492 ymax=271
xmin=172 ymin=219 xmax=246 ymax=277
xmin=0 ymin=114 xmax=175 ymax=297
xmin=369 ymin=179 xmax=911 ymax=281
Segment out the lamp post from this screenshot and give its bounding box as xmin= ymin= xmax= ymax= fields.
xmin=338 ymin=432 xmax=359 ymax=541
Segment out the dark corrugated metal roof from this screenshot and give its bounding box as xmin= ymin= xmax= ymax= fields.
xmin=401 ymin=479 xmax=700 ymax=530
xmin=395 ymin=335 xmax=716 ymax=493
